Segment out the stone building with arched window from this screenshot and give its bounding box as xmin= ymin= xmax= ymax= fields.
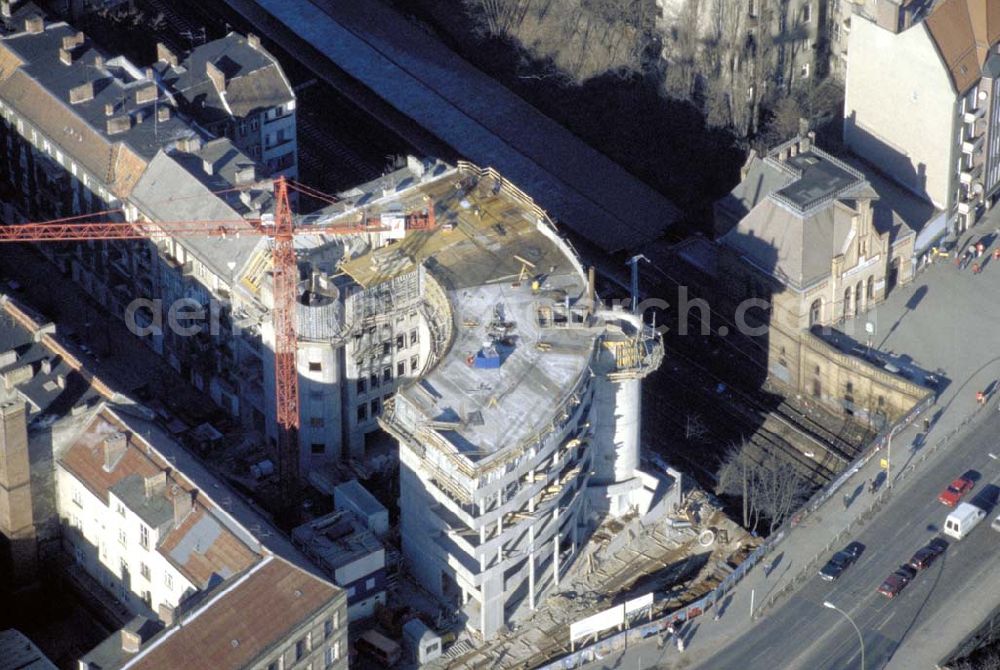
xmin=714 ymin=133 xmax=931 ymax=421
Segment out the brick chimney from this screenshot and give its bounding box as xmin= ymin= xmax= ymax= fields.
xmin=0 ymin=350 xmax=16 ymax=368
xmin=157 ymin=603 xmax=175 ymax=627
xmin=0 ymin=1 xmax=11 ymax=20
xmin=23 ymin=15 xmax=42 ymax=34
xmin=69 ymin=81 xmax=94 ymax=105
xmin=247 ymin=33 xmax=261 ymax=50
xmin=105 ymin=102 xmax=115 ymax=117
xmin=39 ymin=358 xmax=51 ymax=375
xmin=62 ymin=32 xmax=84 ymax=50
xmin=59 ymin=48 xmax=72 ymax=66
xmin=3 ymin=365 xmax=33 ymax=390
xmin=157 ymin=106 xmax=171 ymax=123
xmin=156 ymin=43 xmax=177 ymax=67
xmin=171 ymin=485 xmax=193 ymax=527
xmin=144 ymin=471 xmax=167 ymax=499
xmin=135 ymin=85 xmax=157 ymax=105
xmin=0 ymin=400 xmax=37 ymax=587
xmin=205 ymin=60 xmax=226 ymax=95
xmin=120 ymin=616 xmax=150 ymax=654
xmin=103 ymin=432 xmax=127 ymax=472
xmin=107 ymin=116 xmax=131 ymax=135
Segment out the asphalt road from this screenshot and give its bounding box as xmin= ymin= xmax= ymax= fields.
xmin=694 ymin=409 xmax=1000 ymax=670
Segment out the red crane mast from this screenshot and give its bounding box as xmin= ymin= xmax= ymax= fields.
xmin=0 ymin=176 xmax=435 ymax=523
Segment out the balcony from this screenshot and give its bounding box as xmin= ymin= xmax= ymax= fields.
xmin=964 ymin=106 xmax=986 ymax=124
xmin=960 ymin=164 xmax=983 ymax=185
xmin=962 ymin=135 xmax=985 ymax=155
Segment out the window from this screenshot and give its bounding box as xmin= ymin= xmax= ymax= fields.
xmin=311 ymin=443 xmax=325 ymax=454
xmin=845 ymin=382 xmax=853 ymax=394
xmin=800 ymin=63 xmax=810 ymax=79
xmin=308 ymin=362 xmax=322 ymax=372
xmin=370 ymin=373 xmax=379 ymax=388
xmin=396 ymin=334 xmax=405 ymax=350
xmin=310 ymin=417 xmax=325 ymax=428
xmin=119 ymin=557 xmax=128 ymax=578
xmin=383 ymin=368 xmax=391 ymax=382
xmin=267 ymin=663 xmax=279 ymax=670
xmin=410 ymin=329 xmax=418 ymax=346
xmin=116 ymin=502 xmax=126 ymax=517
xmin=357 ymin=378 xmax=366 ymax=394
xmin=141 ymin=590 xmax=151 ymax=607
xmin=118 ymin=528 xmax=127 ymax=546
xmin=72 ymin=489 xmax=83 ymax=508
xmin=140 ymin=562 xmax=150 ymax=580
xmin=371 ymin=399 xmax=380 ymax=416
xmin=802 ymin=2 xmax=811 ymax=22
xmin=165 ymin=573 xmax=173 ymax=590
xmin=366 ymin=577 xmax=376 ymax=590
xmin=809 ymin=299 xmax=822 ymax=327
xmin=812 ymin=379 xmax=821 ymax=398
xmin=249 ymin=117 xmax=259 ymax=131
xmin=397 ymin=361 xmax=405 ymax=377
xmin=866 ymin=276 xmax=875 ymax=301
xmin=347 ymin=585 xmax=357 ymax=598
xmin=334 ymin=612 xmax=339 ymax=629
xmin=326 ymin=642 xmax=340 ymax=665
xmin=325 ymin=619 xmax=334 ymax=640
xmin=878 ymin=395 xmax=885 ymax=407
xmin=139 ymin=524 xmax=149 ymax=550
xmin=410 ymin=356 xmax=419 ymax=373
xmin=295 ymin=638 xmax=307 ymax=661
xmin=382 ymin=341 xmax=391 ymax=356
xmin=357 ymin=404 xmax=367 ymax=421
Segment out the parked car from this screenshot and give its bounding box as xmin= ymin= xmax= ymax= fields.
xmin=938 ymin=476 xmax=975 ymax=507
xmin=908 ymin=538 xmax=948 ymax=571
xmin=877 ymin=565 xmax=917 ymax=599
xmin=819 ymin=542 xmax=865 ymax=581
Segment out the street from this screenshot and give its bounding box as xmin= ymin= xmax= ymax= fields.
xmin=573 ymin=401 xmax=1000 ymax=670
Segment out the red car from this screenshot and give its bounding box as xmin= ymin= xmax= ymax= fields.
xmin=877 ymin=565 xmax=917 ymax=599
xmin=938 ymin=477 xmax=974 ymax=507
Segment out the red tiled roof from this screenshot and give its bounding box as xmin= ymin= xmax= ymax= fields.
xmin=158 ymin=504 xmax=259 ymax=589
xmin=925 ymin=0 xmax=1000 ymax=92
xmin=124 ymin=557 xmax=341 ymax=670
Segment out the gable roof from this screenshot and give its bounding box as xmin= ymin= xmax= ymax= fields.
xmin=164 ymin=32 xmax=293 ymax=122
xmin=925 ymin=0 xmax=1000 ymax=92
xmin=121 ymin=556 xmax=340 ymax=670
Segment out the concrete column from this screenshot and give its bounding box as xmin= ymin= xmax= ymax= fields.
xmin=496 ymin=514 xmax=503 ymax=566
xmin=553 ymin=506 xmax=561 ymax=587
xmin=528 ymin=525 xmax=536 ymax=610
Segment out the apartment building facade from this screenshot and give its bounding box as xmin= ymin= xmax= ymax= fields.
xmin=844 ymin=0 xmax=1000 ymax=235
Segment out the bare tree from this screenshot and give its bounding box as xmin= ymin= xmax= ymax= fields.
xmin=717 ymin=440 xmax=810 ymax=534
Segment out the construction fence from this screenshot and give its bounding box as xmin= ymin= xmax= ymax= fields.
xmin=538 ymin=390 xmax=938 ymax=668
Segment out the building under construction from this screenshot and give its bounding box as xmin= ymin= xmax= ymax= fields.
xmin=343 ymin=163 xmax=667 ymax=639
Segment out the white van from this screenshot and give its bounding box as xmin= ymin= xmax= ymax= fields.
xmin=944 ymin=502 xmax=986 ymax=540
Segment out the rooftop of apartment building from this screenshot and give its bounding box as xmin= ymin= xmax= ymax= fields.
xmin=292 ymin=510 xmax=383 ymax=572
xmin=58 ymin=408 xmax=263 ymax=590
xmin=335 ymin=165 xmax=599 ymax=463
xmin=157 ymin=32 xmax=294 ymax=124
xmin=81 ymin=556 xmax=340 ymax=670
xmin=0 ymin=629 xmax=57 ymax=670
xmin=0 ymin=294 xmax=105 ymax=422
xmin=718 ymin=135 xmax=932 ymax=288
xmin=923 ymin=0 xmax=1000 ymax=92
xmin=0 ymin=19 xmax=207 ymax=199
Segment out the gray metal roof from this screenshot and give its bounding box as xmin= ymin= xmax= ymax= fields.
xmin=109 ymin=473 xmax=175 ymax=528
xmin=334 ymin=479 xmax=386 ymax=518
xmin=0 ymin=629 xmax=57 ymax=670
xmin=164 ymin=32 xmax=293 ymax=123
xmin=130 ymin=150 xmax=265 ymax=284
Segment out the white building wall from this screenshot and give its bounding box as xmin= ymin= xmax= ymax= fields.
xmin=844 ymin=19 xmax=957 ymax=209
xmin=56 ymin=467 xmax=194 ymax=619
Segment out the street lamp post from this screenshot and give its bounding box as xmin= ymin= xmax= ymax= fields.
xmin=823 ymin=601 xmax=864 ymax=670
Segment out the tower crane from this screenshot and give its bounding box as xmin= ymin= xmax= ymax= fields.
xmin=0 ymin=177 xmax=436 ymax=524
